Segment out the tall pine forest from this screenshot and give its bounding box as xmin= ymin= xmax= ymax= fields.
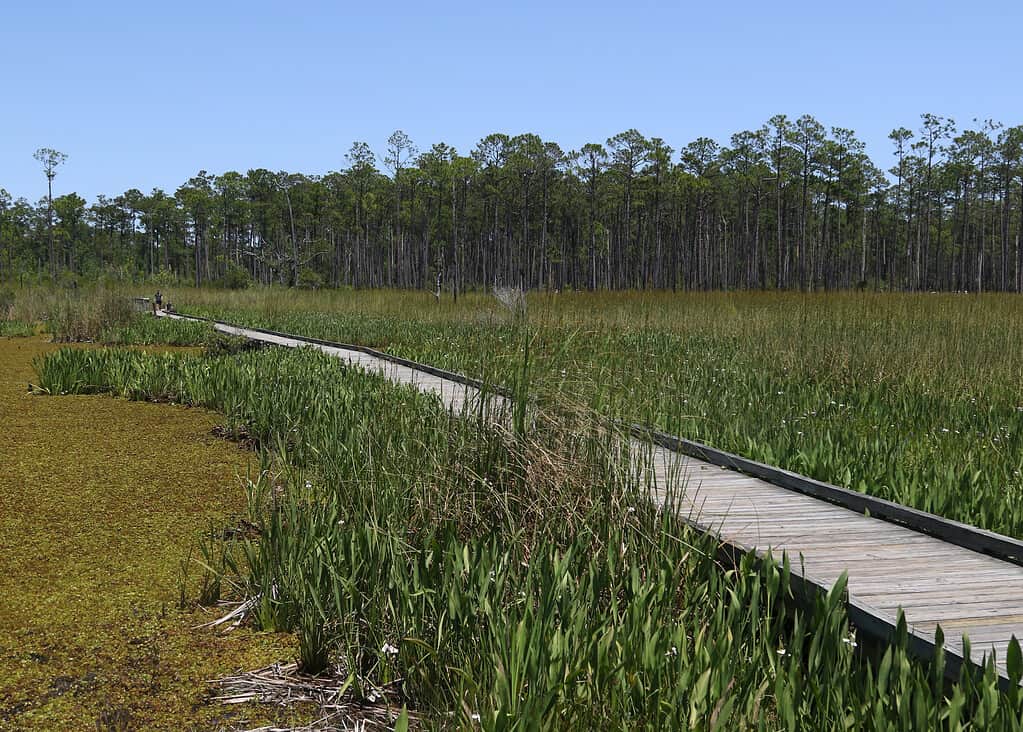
xmin=4 ymin=114 xmax=1023 ymax=293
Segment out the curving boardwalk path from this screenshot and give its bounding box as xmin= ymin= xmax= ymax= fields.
xmin=160 ymin=310 xmax=1023 ymax=683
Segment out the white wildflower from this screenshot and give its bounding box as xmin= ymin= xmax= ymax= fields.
xmin=381 ymin=642 xmax=399 ymax=656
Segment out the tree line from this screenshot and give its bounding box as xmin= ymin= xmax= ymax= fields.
xmin=3 ymin=114 xmax=1023 ymax=293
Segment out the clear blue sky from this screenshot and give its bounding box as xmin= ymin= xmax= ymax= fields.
xmin=2 ymin=0 xmax=1020 ymax=203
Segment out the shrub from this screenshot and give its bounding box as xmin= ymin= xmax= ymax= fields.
xmin=296 ymin=267 xmax=323 ymax=290
xmin=149 ymin=266 xmax=180 ymax=287
xmin=221 ymin=263 xmax=253 ymax=290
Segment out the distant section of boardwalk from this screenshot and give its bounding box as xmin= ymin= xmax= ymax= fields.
xmin=161 ymin=310 xmax=1023 ymax=683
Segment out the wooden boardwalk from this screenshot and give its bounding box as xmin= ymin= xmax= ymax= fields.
xmin=162 ymin=311 xmax=1023 ymax=682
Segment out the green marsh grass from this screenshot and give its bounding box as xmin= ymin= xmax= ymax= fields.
xmin=0 ymin=283 xmax=214 ymax=345
xmin=0 ymin=319 xmax=36 ymax=337
xmin=100 ymin=312 xmax=212 ymax=345
xmin=170 ymin=288 xmax=1023 ymax=538
xmin=34 ymin=342 xmax=1023 ymax=729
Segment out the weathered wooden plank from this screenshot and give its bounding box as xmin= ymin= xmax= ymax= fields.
xmin=802 ymin=557 xmax=1012 ymax=577
xmin=934 ymin=627 xmax=1022 ymax=645
xmin=913 ymin=615 xmax=1023 ymax=631
xmin=851 ymin=564 xmax=1023 ymax=588
xmin=789 ymin=547 xmax=973 ymax=564
xmin=683 ymin=491 xmax=847 ymax=506
xmin=795 ymin=541 xmax=990 ymax=557
xmin=860 ymin=586 xmax=1023 ymax=606
xmin=685 ymin=508 xmax=864 ymax=524
xmin=853 ymin=580 xmax=1022 ymax=601
xmin=717 ymin=519 xmax=909 ymax=538
xmin=726 ymin=528 xmax=935 ymax=545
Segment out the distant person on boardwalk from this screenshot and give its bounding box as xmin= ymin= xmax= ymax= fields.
xmin=154 ymin=290 xmax=163 ymax=314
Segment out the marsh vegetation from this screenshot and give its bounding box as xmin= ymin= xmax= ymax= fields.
xmin=176 ymin=288 xmax=1023 ymax=538
xmin=17 ymin=287 xmax=1023 ymax=729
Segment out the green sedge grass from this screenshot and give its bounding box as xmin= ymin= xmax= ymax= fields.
xmin=169 ymin=288 xmax=1023 ymax=539
xmin=34 ymin=343 xmax=1023 ymax=729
